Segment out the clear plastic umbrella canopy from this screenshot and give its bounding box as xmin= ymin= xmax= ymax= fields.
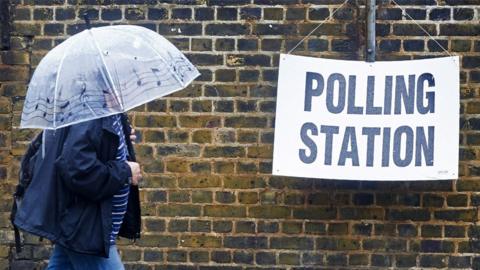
xmin=21 ymin=25 xmax=200 ymax=129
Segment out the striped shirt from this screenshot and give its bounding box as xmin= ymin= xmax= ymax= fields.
xmin=109 ymin=114 xmax=130 ymax=245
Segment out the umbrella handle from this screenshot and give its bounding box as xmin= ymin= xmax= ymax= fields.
xmin=83 ymin=12 xmax=91 ymax=30
xmin=123 ymin=113 xmax=134 ymax=140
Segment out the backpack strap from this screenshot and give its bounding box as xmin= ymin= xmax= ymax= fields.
xmin=13 ymin=222 xmax=21 ymax=253
xmin=10 ymin=196 xmax=21 ymax=253
xmin=11 ymin=132 xmax=42 ymax=253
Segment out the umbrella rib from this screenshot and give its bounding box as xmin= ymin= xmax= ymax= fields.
xmin=119 ymin=29 xmax=185 ymax=87
xmin=53 ymin=39 xmax=73 ymax=128
xmin=88 ymin=29 xmax=124 ymax=110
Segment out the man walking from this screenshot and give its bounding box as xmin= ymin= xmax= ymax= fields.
xmin=14 ymin=113 xmax=142 ymax=269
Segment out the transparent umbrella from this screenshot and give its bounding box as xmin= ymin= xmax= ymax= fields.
xmin=20 ymin=25 xmax=200 ymax=129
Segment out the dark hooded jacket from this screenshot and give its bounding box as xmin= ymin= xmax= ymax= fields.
xmin=14 ymin=114 xmax=141 ymax=258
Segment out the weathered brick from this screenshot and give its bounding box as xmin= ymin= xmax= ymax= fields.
xmin=302 ymin=252 xmax=324 ymax=265
xmin=190 ymin=251 xmax=209 ymax=263
xmin=393 ymin=24 xmax=436 ymax=36
xmin=376 ymin=194 xmax=397 ymax=206
xmin=211 ymin=251 xmax=231 ymax=263
xmin=180 ymin=235 xmax=221 ymax=248
xmin=0 ymin=66 xmax=29 ymax=81
xmin=348 ymin=253 xmax=368 ymax=266
xmin=293 ymin=207 xmax=336 ymax=220
xmin=157 ymin=145 xmax=201 ymax=157
xmin=328 ymin=223 xmax=349 ymax=235
xmin=101 ymin=8 xmax=122 ymax=20
xmin=204 ymin=205 xmax=246 ymax=217
xmin=168 ymin=191 xmax=189 ymax=203
xmin=256 ymin=251 xmax=276 ymax=265
xmin=388 ymin=209 xmax=430 ymax=221
xmin=286 ymin=7 xmax=305 ymax=20
xmin=239 ymin=7 xmax=260 ymax=20
xmin=420 ymin=255 xmax=447 ymax=268
xmin=232 ymin=251 xmax=253 ymax=264
xmin=279 ymin=253 xmax=300 ymax=265
xmin=405 ymin=8 xmax=426 ymax=19
xmin=204 ymin=146 xmax=245 ymax=157
xmin=261 ymin=39 xmax=282 ymax=51
xmin=148 ymin=7 xmax=167 ymax=20
xmin=168 ymin=220 xmax=188 ymax=232
xmin=281 ymin=222 xmax=301 ymax=234
xmin=332 ymin=39 xmax=357 ymax=52
xmin=420 ymin=240 xmax=455 ymax=253
xmin=454 ymin=8 xmax=474 ymax=20
xmin=135 ymin=115 xmax=176 ymax=127
xmin=309 ymin=8 xmax=329 ymax=20
xmin=445 ymin=225 xmax=465 ymax=238
xmin=189 ymin=161 xmax=211 ymax=174
xmin=207 ymin=0 xmax=250 ymax=5
xmin=308 ymin=39 xmax=328 ymax=51
xmin=449 ymin=256 xmax=471 ymax=268
xmin=215 ymin=69 xmax=236 ymax=81
xmin=249 ymin=206 xmax=290 ymax=219
xmin=263 ymin=7 xmax=283 ymax=20
xmin=271 ymin=237 xmax=313 ymax=250
xmin=377 ymin=8 xmax=402 ymax=20
xmin=254 ymin=24 xmax=296 ymax=35
xmin=157 ymin=204 xmax=201 ymax=217
xmin=215 ymin=191 xmax=235 ymax=203
xmin=430 ymin=8 xmax=451 ymax=20
xmin=167 ymin=130 xmax=188 ymax=143
xmin=121 ymin=248 xmax=142 ymax=262
xmin=225 ymin=116 xmax=267 ymax=128
xmin=260 ymin=162 xmax=272 ymax=174
xmin=299 ymin=23 xmax=343 ymax=36
xmin=143 ymin=250 xmax=163 ymax=262
xmin=158 ymin=23 xmax=202 ymax=36
xmin=125 ymin=7 xmax=146 ymax=20
xmin=403 ymin=39 xmax=424 ymax=51
xmin=435 ymin=209 xmax=476 ymax=221
xmin=168 ymin=191 xmax=192 ymax=204
xmin=440 ymin=24 xmax=480 ymax=36
xmin=178 ymin=175 xmax=221 ymax=188
xmin=137 ymin=235 xmax=178 ymax=247
xmin=212 ymin=221 xmax=232 ymax=233
xmin=447 ymin=194 xmax=468 ymax=206
xmin=421 ymin=225 xmax=442 ymax=238
xmin=33 ymin=8 xmax=53 ymax=20
xmin=326 ymin=253 xmax=347 ymax=266
xmin=192 ymin=100 xmax=212 ymax=112
xmin=217 ymin=7 xmax=237 ymax=20
xmin=379 ymin=39 xmax=401 ymax=52
xmin=214 ymin=100 xmax=234 ymax=112
xmin=172 ymin=8 xmax=191 ymax=19
xmin=1 ymin=51 xmax=29 ymax=65
xmin=167 ymin=250 xmax=187 ymax=262
xmin=224 ymin=236 xmax=267 ymax=249
xmin=206 ymin=23 xmax=250 ymax=35
xmin=428 ymin=39 xmax=449 ymax=52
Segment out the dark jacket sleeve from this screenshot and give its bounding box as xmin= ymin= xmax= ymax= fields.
xmin=55 ymin=121 xmax=132 ymax=202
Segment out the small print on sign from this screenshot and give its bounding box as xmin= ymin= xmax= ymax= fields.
xmin=272 ymin=54 xmax=459 ymax=181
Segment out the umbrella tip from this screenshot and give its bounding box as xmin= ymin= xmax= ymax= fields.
xmin=83 ymin=12 xmax=91 ymax=30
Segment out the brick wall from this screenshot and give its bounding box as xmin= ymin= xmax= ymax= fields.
xmin=0 ymin=0 xmax=479 ymax=269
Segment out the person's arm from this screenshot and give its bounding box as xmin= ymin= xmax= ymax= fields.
xmin=55 ymin=121 xmax=131 ymax=202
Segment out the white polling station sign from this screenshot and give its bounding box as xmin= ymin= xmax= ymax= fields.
xmin=272 ymin=54 xmax=459 ymax=181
